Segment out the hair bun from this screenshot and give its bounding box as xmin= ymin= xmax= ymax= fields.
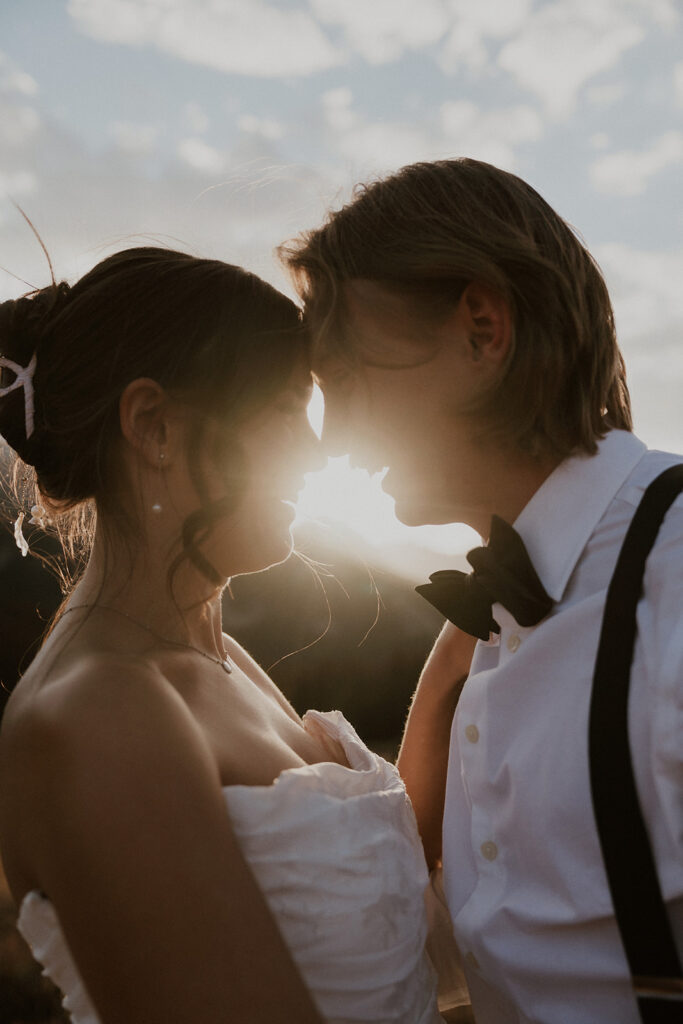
xmin=0 ymin=281 xmax=70 ymax=461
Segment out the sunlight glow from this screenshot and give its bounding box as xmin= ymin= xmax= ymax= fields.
xmin=306 ymin=382 xmax=325 ymax=439
xmin=297 ymin=386 xmax=479 ymax=576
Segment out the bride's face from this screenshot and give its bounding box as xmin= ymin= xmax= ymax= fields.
xmin=199 ymin=369 xmax=321 ymax=577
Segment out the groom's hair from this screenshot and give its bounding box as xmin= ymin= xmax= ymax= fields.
xmin=280 ymin=158 xmax=632 ymax=459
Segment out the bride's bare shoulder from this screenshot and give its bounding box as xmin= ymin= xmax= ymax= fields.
xmin=2 ymin=648 xmax=181 ymax=740
xmin=0 ymin=650 xmax=209 ymax=815
xmin=0 ymin=651 xmax=216 ymax=899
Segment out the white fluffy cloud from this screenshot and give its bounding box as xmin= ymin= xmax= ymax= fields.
xmin=498 ymin=0 xmax=645 ymax=116
xmin=68 ymin=0 xmax=341 ymax=76
xmin=311 ymin=0 xmax=450 ymax=64
xmin=439 ymin=0 xmax=532 ymax=72
xmin=590 ymin=131 xmax=683 ymax=195
xmin=439 ymin=100 xmax=542 ymax=166
xmin=321 ymin=88 xmax=542 ymax=174
xmin=311 ymin=0 xmax=534 ymax=72
xmin=177 ymin=137 xmax=228 ymax=175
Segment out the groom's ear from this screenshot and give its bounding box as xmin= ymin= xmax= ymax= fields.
xmin=459 ymin=282 xmax=512 ymax=366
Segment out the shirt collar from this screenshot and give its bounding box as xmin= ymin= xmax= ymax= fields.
xmin=512 ymin=430 xmax=647 ymax=603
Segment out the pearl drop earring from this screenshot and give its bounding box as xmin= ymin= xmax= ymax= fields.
xmin=152 ymin=450 xmax=165 ymax=514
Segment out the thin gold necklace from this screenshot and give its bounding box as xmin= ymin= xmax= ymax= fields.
xmin=61 ymin=603 xmax=233 ymax=674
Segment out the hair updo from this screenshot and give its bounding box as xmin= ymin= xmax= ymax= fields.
xmin=0 ymin=246 xmax=306 ymax=582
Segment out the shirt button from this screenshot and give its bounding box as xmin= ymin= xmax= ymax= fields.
xmin=507 ymin=633 xmax=521 ymax=652
xmin=480 ymin=840 xmax=498 ymax=861
xmin=464 ymin=951 xmax=480 ymax=970
xmin=465 ymin=724 xmax=480 ymax=744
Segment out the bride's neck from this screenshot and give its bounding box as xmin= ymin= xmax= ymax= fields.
xmin=71 ymin=519 xmax=226 ymax=652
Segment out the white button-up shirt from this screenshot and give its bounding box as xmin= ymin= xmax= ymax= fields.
xmin=442 ymin=430 xmax=683 ymax=1024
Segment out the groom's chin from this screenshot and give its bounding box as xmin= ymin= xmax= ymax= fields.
xmin=392 ymin=498 xmax=449 ymax=527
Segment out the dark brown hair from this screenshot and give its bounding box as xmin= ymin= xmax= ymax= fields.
xmin=280 ymin=158 xmax=631 ymax=458
xmin=0 ymin=246 xmax=306 ymax=586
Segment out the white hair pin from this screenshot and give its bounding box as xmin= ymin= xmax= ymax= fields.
xmin=13 ymin=512 xmax=29 ymax=557
xmin=0 ymin=352 xmax=38 ymax=438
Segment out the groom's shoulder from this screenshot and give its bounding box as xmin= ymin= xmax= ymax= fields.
xmin=619 ymin=448 xmax=683 ymax=638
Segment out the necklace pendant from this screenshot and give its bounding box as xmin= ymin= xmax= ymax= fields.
xmin=221 ymin=659 xmax=232 ymax=674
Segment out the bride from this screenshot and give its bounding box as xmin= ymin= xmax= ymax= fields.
xmin=0 ymin=247 xmax=465 ymax=1024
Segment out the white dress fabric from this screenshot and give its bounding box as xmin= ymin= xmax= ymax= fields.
xmin=17 ymin=709 xmax=443 ymax=1024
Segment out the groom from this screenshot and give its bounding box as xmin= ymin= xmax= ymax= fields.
xmin=282 ymin=159 xmax=683 ymax=1023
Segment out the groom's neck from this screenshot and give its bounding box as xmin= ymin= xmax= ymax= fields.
xmin=455 ymin=446 xmax=562 ymax=540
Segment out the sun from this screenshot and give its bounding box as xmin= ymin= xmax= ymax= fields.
xmin=295 ymin=386 xmax=479 ymax=579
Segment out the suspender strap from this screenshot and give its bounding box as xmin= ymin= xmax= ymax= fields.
xmin=589 ymin=464 xmax=683 ymax=1023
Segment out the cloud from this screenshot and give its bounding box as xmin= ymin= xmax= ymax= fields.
xmin=177 ymin=137 xmax=227 ymax=175
xmin=68 ymin=0 xmax=341 ymax=77
xmin=0 ymin=52 xmax=41 ymax=151
xmin=0 ymin=53 xmax=39 ymax=98
xmin=590 ymin=131 xmax=683 ymax=195
xmin=311 ymin=0 xmax=450 ymax=64
xmin=0 ymin=169 xmax=37 ymax=203
xmin=321 ymin=88 xmax=542 ymax=174
xmin=0 ymin=99 xmax=40 ymax=148
xmin=439 ymin=100 xmax=543 ymax=166
xmin=498 ymin=0 xmax=646 ymax=116
xmin=311 ymin=0 xmax=534 ymax=72
xmin=439 ymin=0 xmax=533 ymax=72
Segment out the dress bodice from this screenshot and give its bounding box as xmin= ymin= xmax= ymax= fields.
xmin=17 ymin=710 xmax=443 ymax=1024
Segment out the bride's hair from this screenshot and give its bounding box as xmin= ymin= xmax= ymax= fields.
xmin=0 ymin=246 xmax=306 ymax=585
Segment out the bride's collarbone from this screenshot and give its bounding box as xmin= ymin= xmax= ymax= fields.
xmin=175 ymin=665 xmax=333 ymax=787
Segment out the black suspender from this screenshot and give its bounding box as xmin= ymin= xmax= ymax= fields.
xmin=589 ymin=464 xmax=683 ymax=1022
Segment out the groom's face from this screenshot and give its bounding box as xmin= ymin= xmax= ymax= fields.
xmin=313 ymin=280 xmax=496 ymax=527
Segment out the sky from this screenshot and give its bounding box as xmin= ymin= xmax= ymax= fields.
xmin=1 ymin=0 xmax=682 ymax=575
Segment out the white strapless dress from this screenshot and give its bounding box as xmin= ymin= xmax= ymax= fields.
xmin=16 ymin=710 xmax=445 ymax=1024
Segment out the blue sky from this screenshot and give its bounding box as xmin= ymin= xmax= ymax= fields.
xmin=1 ymin=0 xmax=681 ymax=568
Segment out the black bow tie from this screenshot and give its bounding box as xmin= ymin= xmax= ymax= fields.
xmin=415 ymin=515 xmax=554 ymax=640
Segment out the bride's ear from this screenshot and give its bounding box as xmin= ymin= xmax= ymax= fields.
xmin=119 ymin=378 xmax=180 ymax=467
xmin=459 ymin=282 xmax=512 ymax=366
